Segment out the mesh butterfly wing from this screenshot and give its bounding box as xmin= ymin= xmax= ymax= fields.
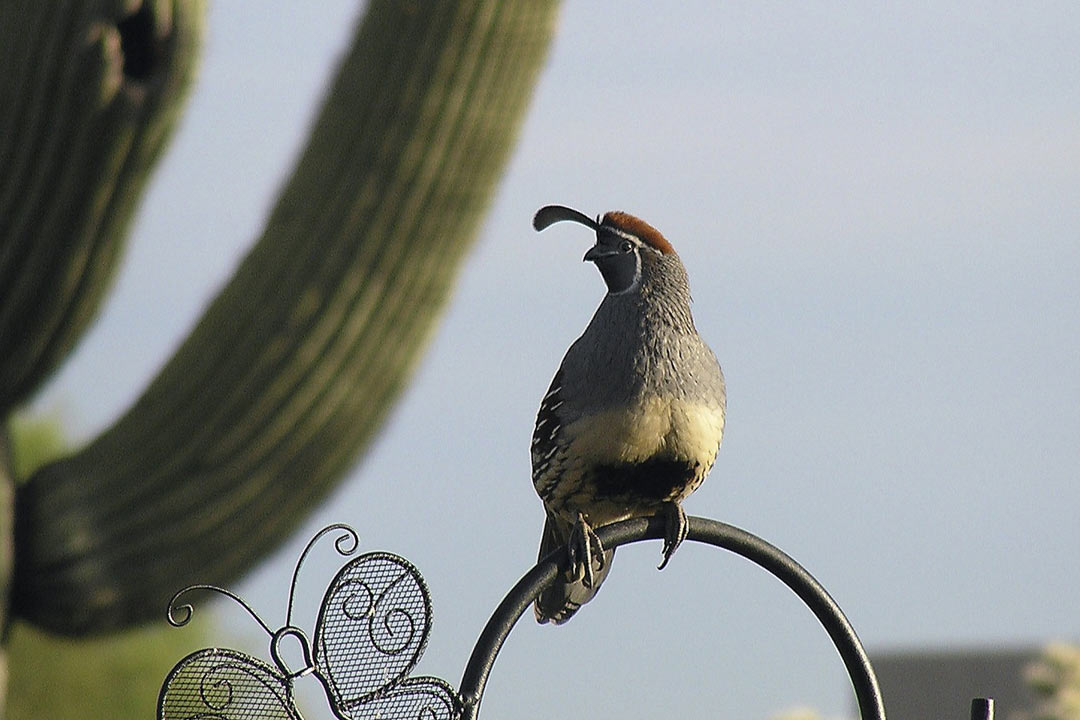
xmin=359 ymin=677 xmax=460 ymax=720
xmin=159 ymin=647 xmax=300 ymax=720
xmin=312 ymin=552 xmax=460 ymax=720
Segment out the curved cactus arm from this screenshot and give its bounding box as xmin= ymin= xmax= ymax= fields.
xmin=0 ymin=0 xmax=206 ymax=414
xmin=0 ymin=430 xmax=11 ymax=708
xmin=13 ymin=0 xmax=559 ymax=635
xmin=0 ymin=430 xmax=12 ymax=635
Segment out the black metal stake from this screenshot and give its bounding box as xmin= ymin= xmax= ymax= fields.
xmin=458 ymin=514 xmax=887 ymax=720
xmin=971 ymin=697 xmax=994 ymax=720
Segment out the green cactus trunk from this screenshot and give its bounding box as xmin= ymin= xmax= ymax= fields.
xmin=10 ymin=0 xmax=558 ymax=637
xmin=0 ymin=0 xmax=205 ymax=413
xmin=0 ymin=430 xmax=12 ymax=639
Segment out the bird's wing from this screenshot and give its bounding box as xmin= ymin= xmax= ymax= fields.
xmin=531 ymin=369 xmax=566 ymax=500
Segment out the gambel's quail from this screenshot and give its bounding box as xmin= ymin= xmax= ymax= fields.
xmin=530 ymin=204 xmax=727 ymax=624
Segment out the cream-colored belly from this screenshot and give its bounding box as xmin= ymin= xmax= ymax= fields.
xmin=564 ymin=395 xmax=725 ymax=467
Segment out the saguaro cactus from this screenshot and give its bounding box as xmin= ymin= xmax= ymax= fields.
xmin=0 ymin=0 xmax=205 ymax=413
xmin=5 ymin=0 xmax=558 ymax=649
xmin=0 ymin=0 xmax=207 ymax=654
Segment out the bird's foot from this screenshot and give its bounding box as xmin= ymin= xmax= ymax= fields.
xmin=567 ymin=513 xmax=606 ymax=588
xmin=658 ymin=502 xmax=688 ymax=570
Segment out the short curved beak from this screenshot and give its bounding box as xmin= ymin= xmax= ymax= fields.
xmin=583 ymin=244 xmax=616 ymax=263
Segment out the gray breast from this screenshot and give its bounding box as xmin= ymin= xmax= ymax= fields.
xmin=559 ymin=291 xmax=725 ymax=419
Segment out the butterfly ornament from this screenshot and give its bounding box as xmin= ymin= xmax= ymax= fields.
xmin=158 ymin=524 xmax=460 ymax=720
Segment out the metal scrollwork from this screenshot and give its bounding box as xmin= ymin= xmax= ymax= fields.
xmin=162 ymin=648 xmax=299 ymax=720
xmin=161 ymin=515 xmax=910 ymax=720
xmin=158 ymin=524 xmax=460 ymax=720
xmin=313 ymin=552 xmax=434 ymax=710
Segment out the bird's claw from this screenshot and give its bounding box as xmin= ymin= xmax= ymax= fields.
xmin=658 ymin=502 xmax=688 ymax=570
xmin=567 ymin=513 xmax=605 ymax=588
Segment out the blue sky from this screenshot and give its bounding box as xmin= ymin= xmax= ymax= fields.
xmin=33 ymin=2 xmax=1080 ymax=718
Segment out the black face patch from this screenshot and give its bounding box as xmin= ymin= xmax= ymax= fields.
xmin=589 ymin=458 xmax=698 ymax=504
xmin=593 ymin=250 xmax=639 ymax=293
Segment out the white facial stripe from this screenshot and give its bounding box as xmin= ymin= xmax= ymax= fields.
xmin=605 ymin=226 xmax=662 ymax=256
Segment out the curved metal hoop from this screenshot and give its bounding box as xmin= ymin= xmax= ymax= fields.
xmin=458 ymin=515 xmax=886 ymax=720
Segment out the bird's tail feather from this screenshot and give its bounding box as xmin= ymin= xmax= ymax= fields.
xmin=534 ymin=515 xmax=615 ymax=624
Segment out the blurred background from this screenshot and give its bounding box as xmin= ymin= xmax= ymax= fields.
xmin=25 ymin=1 xmax=1080 ymax=718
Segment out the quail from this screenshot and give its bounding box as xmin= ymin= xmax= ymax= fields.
xmin=530 ymin=204 xmax=727 ymax=624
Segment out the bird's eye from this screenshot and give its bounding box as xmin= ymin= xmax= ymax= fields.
xmin=620 ymin=240 xmax=634 ymax=253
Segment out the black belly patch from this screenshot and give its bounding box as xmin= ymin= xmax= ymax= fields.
xmin=590 ymin=458 xmax=698 ymax=503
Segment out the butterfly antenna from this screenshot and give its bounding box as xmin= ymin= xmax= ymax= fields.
xmin=167 ymin=584 xmax=275 ymax=637
xmin=285 ymin=522 xmax=360 ymax=627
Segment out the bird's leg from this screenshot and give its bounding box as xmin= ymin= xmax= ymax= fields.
xmin=567 ymin=512 xmax=605 ymax=588
xmin=658 ymin=502 xmax=688 ymax=570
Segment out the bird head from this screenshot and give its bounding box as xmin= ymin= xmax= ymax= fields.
xmin=533 ymin=205 xmax=676 ymax=295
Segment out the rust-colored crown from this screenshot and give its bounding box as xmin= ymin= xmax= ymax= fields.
xmin=601 ymin=211 xmax=675 ymax=255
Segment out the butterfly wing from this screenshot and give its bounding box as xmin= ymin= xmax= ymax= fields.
xmin=158 ymin=647 xmax=300 ymax=720
xmin=312 ymin=552 xmax=436 ymax=713
xmin=350 ymin=677 xmax=460 ymax=720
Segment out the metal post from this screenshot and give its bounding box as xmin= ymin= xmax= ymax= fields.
xmin=458 ymin=514 xmax=887 ymax=720
xmin=971 ymin=697 xmax=994 ymax=720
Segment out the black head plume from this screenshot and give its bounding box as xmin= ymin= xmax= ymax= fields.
xmin=533 ymin=204 xmax=647 ymax=294
xmin=533 ymin=205 xmax=601 ymax=233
